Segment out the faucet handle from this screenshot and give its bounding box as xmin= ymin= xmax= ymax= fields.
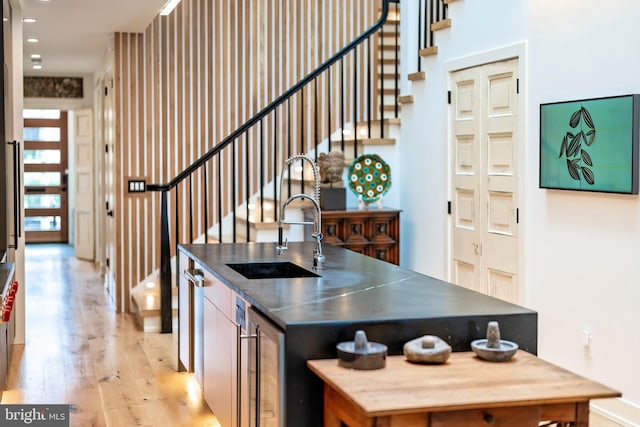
xmin=276 ymin=238 xmax=288 ymax=255
xmin=313 ymin=251 xmax=325 ymax=268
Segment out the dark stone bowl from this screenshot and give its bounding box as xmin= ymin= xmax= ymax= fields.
xmin=336 ymin=341 xmax=387 ymax=370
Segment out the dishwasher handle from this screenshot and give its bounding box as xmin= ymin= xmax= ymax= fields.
xmin=238 ymin=325 xmax=257 ymax=427
xmin=254 ymin=322 xmax=261 ymax=427
xmin=183 ymin=269 xmax=205 ymax=287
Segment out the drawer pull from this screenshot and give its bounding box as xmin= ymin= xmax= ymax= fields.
xmin=483 ymin=413 xmax=495 ymax=424
xmin=184 ymin=269 xmax=205 ymax=287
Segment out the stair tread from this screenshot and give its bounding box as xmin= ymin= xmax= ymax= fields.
xmin=333 ymin=137 xmax=396 ymax=146
xmin=408 ymin=71 xmax=426 ymax=81
xmin=379 ymin=73 xmax=400 ymax=80
xmin=419 ymin=46 xmax=438 ymax=57
xmin=236 ymin=216 xmax=279 ymax=229
xmin=398 ymin=95 xmax=414 ymax=104
xmin=356 ymin=117 xmax=401 ymax=127
xmin=132 ymin=289 xmax=178 ymax=316
xmin=432 ymin=18 xmax=452 ymax=31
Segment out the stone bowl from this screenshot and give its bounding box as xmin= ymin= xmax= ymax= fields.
xmin=471 ymin=339 xmax=518 ymax=362
xmin=403 ymin=335 xmax=451 ymax=364
xmin=336 ymin=341 xmax=387 ymax=370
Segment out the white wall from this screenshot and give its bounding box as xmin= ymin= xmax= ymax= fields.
xmin=399 ymin=0 xmax=640 ymax=420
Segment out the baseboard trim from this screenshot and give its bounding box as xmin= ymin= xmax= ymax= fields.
xmin=592 ymin=398 xmax=640 ymax=426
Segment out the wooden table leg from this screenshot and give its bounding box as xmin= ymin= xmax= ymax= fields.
xmin=324 ymin=402 xmax=342 ymax=427
xmin=575 ymin=401 xmax=590 ymax=427
xmin=324 ymin=384 xmax=374 ymax=427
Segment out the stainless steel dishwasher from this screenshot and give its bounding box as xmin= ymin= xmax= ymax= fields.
xmin=247 ymin=307 xmax=285 ymax=427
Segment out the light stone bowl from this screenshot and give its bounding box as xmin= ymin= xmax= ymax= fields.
xmin=471 ymin=339 xmax=518 ymax=362
xmin=403 ymin=335 xmax=452 ymax=364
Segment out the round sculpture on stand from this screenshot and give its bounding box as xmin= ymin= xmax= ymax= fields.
xmin=348 ymin=153 xmax=392 ymax=210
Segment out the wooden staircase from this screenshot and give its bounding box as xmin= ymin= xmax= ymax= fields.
xmin=137 ymin=0 xmax=462 ymax=333
xmin=405 ymin=0 xmax=456 ymax=86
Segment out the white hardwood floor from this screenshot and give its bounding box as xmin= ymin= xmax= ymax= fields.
xmin=1 ymin=244 xmax=217 ymax=427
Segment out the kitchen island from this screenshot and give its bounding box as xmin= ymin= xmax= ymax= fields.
xmin=178 ymin=242 xmax=537 ymax=427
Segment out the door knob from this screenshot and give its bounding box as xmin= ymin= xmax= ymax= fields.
xmin=106 ymin=210 xmax=114 ymax=217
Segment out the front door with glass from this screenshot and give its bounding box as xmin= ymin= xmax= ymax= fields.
xmin=23 ymin=109 xmax=68 ymax=243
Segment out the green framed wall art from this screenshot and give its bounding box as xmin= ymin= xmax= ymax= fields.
xmin=540 ymin=94 xmax=639 ymax=194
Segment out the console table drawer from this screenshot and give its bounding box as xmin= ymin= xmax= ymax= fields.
xmin=431 ymin=406 xmax=539 ymax=427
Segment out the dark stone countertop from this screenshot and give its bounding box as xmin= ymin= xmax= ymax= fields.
xmin=179 ymin=242 xmax=538 ymax=426
xmin=179 ymin=242 xmax=535 ymax=332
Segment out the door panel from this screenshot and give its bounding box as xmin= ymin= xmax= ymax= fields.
xmin=450 ymin=59 xmax=519 ymax=303
xmin=451 ymin=66 xmax=482 ymax=293
xmin=73 ymin=108 xmax=94 ymax=260
xmin=23 ymin=111 xmax=68 ymax=243
xmin=103 ymin=75 xmax=116 ymax=307
xmin=484 ymin=60 xmax=519 ymax=302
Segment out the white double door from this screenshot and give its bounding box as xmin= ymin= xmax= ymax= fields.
xmin=450 ymin=58 xmax=520 ymax=303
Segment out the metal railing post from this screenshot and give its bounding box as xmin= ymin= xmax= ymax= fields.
xmin=160 ymin=190 xmax=172 ymax=333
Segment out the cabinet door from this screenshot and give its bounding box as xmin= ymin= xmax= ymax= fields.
xmin=204 ymin=298 xmax=238 ymax=427
xmin=178 ymin=254 xmax=193 ymax=372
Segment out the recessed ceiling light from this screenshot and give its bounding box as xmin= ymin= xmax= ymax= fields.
xmin=32 ymin=65 xmax=42 ymax=70
xmin=27 ymin=38 xmax=39 ymax=43
xmin=23 ymin=18 xmax=37 ymax=23
xmin=30 ymin=54 xmax=41 ymax=59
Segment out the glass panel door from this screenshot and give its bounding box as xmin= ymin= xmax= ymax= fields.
xmin=23 ymin=110 xmax=68 ymax=243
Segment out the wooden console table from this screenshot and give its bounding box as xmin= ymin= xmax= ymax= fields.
xmin=320 ymin=208 xmax=400 ymax=265
xmin=307 ymin=351 xmax=620 ymax=427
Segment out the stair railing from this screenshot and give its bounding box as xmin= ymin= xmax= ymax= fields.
xmin=147 ymin=0 xmax=396 ymax=333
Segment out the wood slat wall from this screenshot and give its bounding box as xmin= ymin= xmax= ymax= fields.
xmin=112 ymin=0 xmax=379 ymax=312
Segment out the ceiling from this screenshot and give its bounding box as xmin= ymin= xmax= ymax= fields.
xmin=19 ymin=0 xmax=168 ymax=75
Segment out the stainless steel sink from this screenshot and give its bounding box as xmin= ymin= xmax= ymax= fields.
xmin=226 ymin=261 xmax=320 ymax=279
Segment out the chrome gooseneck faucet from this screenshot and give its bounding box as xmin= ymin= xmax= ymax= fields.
xmin=276 ymin=154 xmax=325 ymax=268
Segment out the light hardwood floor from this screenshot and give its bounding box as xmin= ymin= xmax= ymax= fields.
xmin=1 ymin=244 xmax=218 ymax=427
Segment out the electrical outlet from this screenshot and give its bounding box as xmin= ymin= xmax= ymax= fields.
xmin=583 ymin=328 xmax=592 ymax=358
